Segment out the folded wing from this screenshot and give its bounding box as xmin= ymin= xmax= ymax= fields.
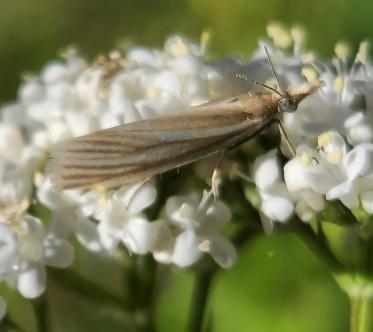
xmin=47 ymin=107 xmax=268 ymax=189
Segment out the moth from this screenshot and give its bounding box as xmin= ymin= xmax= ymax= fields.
xmin=47 ymin=48 xmax=320 ymax=195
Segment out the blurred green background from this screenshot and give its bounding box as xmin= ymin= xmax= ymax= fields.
xmin=1 ymin=0 xmax=372 ymax=103
xmin=1 ymin=0 xmax=371 ymax=331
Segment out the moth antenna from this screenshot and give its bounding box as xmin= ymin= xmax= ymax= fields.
xmin=264 ymin=45 xmax=284 ymax=94
xmin=235 ymin=73 xmax=283 ymax=97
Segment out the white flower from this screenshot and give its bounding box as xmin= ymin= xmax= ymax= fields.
xmin=252 ymin=149 xmax=324 ymax=232
xmin=0 ymin=124 xmax=24 ymax=164
xmin=246 ymin=26 xmax=373 ymax=150
xmin=161 ymin=191 xmax=236 ymax=268
xmin=37 ymin=175 xmax=158 ymax=254
xmin=36 ymin=178 xmax=86 ymax=237
xmin=3 ymin=30 xmax=373 ymax=285
xmin=121 ymin=218 xmax=172 ymax=255
xmin=252 ymin=150 xmax=294 ymax=233
xmin=0 ymin=215 xmax=73 ymax=299
xmin=16 ymin=216 xmax=73 ymax=298
xmin=0 ymin=223 xmax=18 ymax=274
xmin=282 ymin=40 xmax=373 ymax=148
xmin=94 ymin=182 xmax=157 ymax=253
xmin=284 ymin=131 xmax=373 ymax=211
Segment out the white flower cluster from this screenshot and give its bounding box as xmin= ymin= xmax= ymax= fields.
xmin=1 ymin=25 xmax=373 ymax=316
xmin=251 ymin=24 xmax=373 ymax=231
xmin=0 ymin=35 xmax=239 ymax=311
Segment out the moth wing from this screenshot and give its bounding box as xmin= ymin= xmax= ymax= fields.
xmin=47 ymin=108 xmax=268 ymax=189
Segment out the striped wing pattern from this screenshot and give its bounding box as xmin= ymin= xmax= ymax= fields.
xmin=48 ymin=109 xmax=270 ymax=189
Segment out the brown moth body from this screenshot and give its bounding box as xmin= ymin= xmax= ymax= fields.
xmin=47 ymin=80 xmax=320 ymax=190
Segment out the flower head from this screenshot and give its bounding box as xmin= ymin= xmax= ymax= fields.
xmin=159 ymin=191 xmax=236 ymax=268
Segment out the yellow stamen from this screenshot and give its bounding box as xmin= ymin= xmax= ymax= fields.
xmin=33 ymin=172 xmax=44 ymax=188
xmin=290 ymin=25 xmax=305 ymax=45
xmin=147 ymin=86 xmax=158 ymax=98
xmin=327 ymin=150 xmax=343 ymax=164
xmin=301 ymin=67 xmax=318 ymax=83
xmin=98 ymin=197 xmax=112 ymax=210
xmin=299 ymin=152 xmax=313 ymax=167
xmin=356 ymin=41 xmax=370 ymax=64
xmin=267 ymin=22 xmax=292 ymax=49
xmin=318 ymin=132 xmax=333 ymax=148
xmin=200 ymin=30 xmax=212 ymax=53
xmin=334 ymin=76 xmax=345 ymax=93
xmin=169 ymin=40 xmax=188 ymax=56
xmin=335 ymin=41 xmax=351 ymax=62
xmin=92 ymin=184 xmax=107 ymax=194
xmin=0 ymin=198 xmax=30 ymax=228
xmin=109 ymin=50 xmax=121 ymax=60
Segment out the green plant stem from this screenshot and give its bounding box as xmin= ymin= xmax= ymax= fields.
xmin=124 ymin=254 xmax=157 ymax=331
xmin=0 ymin=316 xmax=26 ymax=332
xmin=337 ymin=273 xmax=373 ymax=332
xmin=136 ymin=255 xmax=157 ymax=331
xmin=187 ymin=270 xmax=214 ymax=332
xmin=48 ymin=267 xmax=131 ymax=313
xmin=186 ymin=225 xmax=258 ymax=332
xmin=33 ymin=295 xmax=48 ymax=332
xmin=349 ymin=288 xmax=373 ymax=332
xmin=290 ymin=218 xmax=344 ymax=273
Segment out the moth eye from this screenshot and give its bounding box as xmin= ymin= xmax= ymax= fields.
xmin=279 ymin=98 xmax=290 ymax=111
xmin=279 ymin=97 xmax=297 ymax=112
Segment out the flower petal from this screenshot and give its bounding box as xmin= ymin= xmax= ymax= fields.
xmin=261 ymin=195 xmax=293 ymax=222
xmin=204 ymin=200 xmax=231 ymax=226
xmin=37 ymin=177 xmax=73 ymax=210
xmin=166 ymin=196 xmax=197 ymax=227
xmin=259 ymin=211 xmax=274 ymax=236
xmin=17 ymin=263 xmax=46 ymax=299
xmin=295 ymin=200 xmax=315 ymax=222
xmin=209 ymin=234 xmax=237 ymax=268
xmin=260 ymin=184 xmax=294 ymax=222
xmin=75 ymin=218 xmax=106 ymax=252
xmin=284 ymin=158 xmax=309 ymax=192
xmin=326 ymin=181 xmax=359 ymax=208
xmin=151 ymin=220 xmax=174 ymax=252
xmin=122 ymin=218 xmax=154 ymax=255
xmin=114 ymin=182 xmax=156 ymax=214
xmin=0 ymin=223 xmax=17 ymax=274
xmin=360 ymin=191 xmax=373 ymax=213
xmin=44 ymin=238 xmax=74 ymax=268
xmin=172 ymin=230 xmax=201 ymax=267
xmin=321 ymin=131 xmax=347 ymax=155
xmin=252 ymin=150 xmax=280 ymax=190
xmin=298 ymin=190 xmax=325 ymax=212
xmin=344 ymin=145 xmax=373 ymax=180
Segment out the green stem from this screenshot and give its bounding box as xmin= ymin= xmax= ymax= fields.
xmin=136 ymin=255 xmax=158 ymax=331
xmin=187 ymin=270 xmax=214 ymax=332
xmin=337 ymin=274 xmax=373 ymax=332
xmin=350 ymin=295 xmax=360 ymax=332
xmin=290 ymin=218 xmax=344 ymax=273
xmin=124 ymin=254 xmax=157 ymax=331
xmin=349 ymin=287 xmax=373 ymax=332
xmin=48 ymin=267 xmax=131 ymax=313
xmin=0 ymin=316 xmax=26 ymax=332
xmin=33 ymin=295 xmax=48 ymax=332
xmin=186 ymin=225 xmax=258 ymax=332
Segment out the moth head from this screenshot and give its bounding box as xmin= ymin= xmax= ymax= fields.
xmin=278 ymin=93 xmax=298 ymax=113
xmin=285 ymin=80 xmax=323 ymax=111
xmin=260 ymin=46 xmax=321 ymax=113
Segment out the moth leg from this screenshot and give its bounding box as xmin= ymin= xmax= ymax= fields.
xmin=277 ymin=121 xmax=296 ymax=158
xmin=211 ymin=151 xmax=225 ymax=199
